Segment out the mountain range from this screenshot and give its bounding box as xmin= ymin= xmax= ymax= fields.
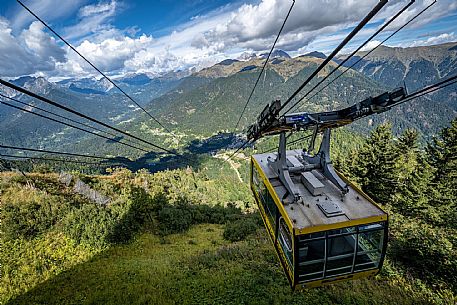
xmin=0 ymin=42 xmax=456 ymax=155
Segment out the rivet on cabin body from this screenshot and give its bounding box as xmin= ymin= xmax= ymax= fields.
xmin=356 ymin=196 xmax=360 ymax=200
xmin=293 ymin=219 xmax=297 ymax=223
xmin=307 ymin=204 xmax=310 ymax=208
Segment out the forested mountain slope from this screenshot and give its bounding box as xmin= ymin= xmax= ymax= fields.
xmin=132 ymin=51 xmax=455 ymax=138
xmin=350 ymin=42 xmax=457 ymax=112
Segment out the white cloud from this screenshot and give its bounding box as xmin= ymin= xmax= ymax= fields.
xmin=3 ymin=0 xmax=457 ymax=79
xmin=200 ymin=0 xmax=379 ymax=52
xmin=400 ymin=32 xmax=456 ymax=48
xmin=21 ymin=21 xmax=66 ymax=63
xmin=0 ymin=19 xmax=65 ymax=77
xmin=380 ymin=0 xmax=457 ymax=33
xmin=79 ymin=1 xmax=116 ymax=18
xmin=12 ymin=0 xmax=87 ymax=31
xmin=64 ymin=0 xmax=119 ymax=41
xmin=67 ymin=34 xmax=153 ymax=73
xmin=360 ymin=40 xmax=382 ymax=52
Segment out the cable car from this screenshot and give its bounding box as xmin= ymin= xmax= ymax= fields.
xmin=250 ymin=129 xmax=388 ymax=290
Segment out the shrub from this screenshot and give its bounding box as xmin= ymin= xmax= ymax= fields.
xmin=62 ymin=203 xmax=115 ymax=248
xmin=157 ymin=202 xmax=194 ymax=235
xmin=223 ymin=216 xmax=259 ymax=242
xmin=389 ymin=217 xmax=457 ymax=290
xmin=63 ymin=186 xmax=157 ymax=246
xmin=1 ymin=195 xmax=70 ymax=240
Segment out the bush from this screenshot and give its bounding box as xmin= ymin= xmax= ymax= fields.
xmin=192 ymin=202 xmax=242 ymax=225
xmin=108 ymin=187 xmax=157 ymax=243
xmin=62 ymin=203 xmax=115 ymax=248
xmin=223 ymin=216 xmax=259 ymax=242
xmin=1 ymin=196 xmax=70 ymax=240
xmin=63 ymin=186 xmax=157 ymax=246
xmin=389 ymin=217 xmax=457 ymax=290
xmin=157 ymin=203 xmax=194 ymax=235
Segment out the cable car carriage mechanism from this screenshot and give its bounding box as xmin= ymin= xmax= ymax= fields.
xmin=247 ymin=88 xmax=406 ymax=290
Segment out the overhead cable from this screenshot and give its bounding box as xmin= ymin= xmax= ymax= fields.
xmin=0 ymin=93 xmax=148 ymax=150
xmin=229 ymin=74 xmax=457 ymax=160
xmin=16 ymin=0 xmax=177 ymax=139
xmin=0 ymin=154 xmax=106 ymax=166
xmin=262 ymin=134 xmax=312 ymax=153
xmin=0 ymin=97 xmax=149 ymax=153
xmin=277 ymin=0 xmax=388 ymax=114
xmin=0 ymin=144 xmax=125 ymax=161
xmin=233 ymin=0 xmax=295 ymax=133
xmin=289 ymin=0 xmax=436 ymax=113
xmin=284 ymin=0 xmax=420 ymax=114
xmin=228 ymin=0 xmax=388 ymax=160
xmin=395 ymin=73 xmax=457 ymax=106
xmin=0 ymin=79 xmax=190 ymax=163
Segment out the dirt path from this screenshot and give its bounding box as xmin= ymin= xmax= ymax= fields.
xmin=214 ymin=152 xmax=247 ymax=183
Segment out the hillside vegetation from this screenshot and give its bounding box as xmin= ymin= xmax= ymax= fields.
xmin=1 ymin=119 xmax=456 ymax=304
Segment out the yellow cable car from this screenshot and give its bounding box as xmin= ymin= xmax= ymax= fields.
xmin=246 ymin=91 xmax=406 ymax=289
xmin=250 ymin=130 xmax=388 ymax=290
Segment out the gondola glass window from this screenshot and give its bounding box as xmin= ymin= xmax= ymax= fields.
xmin=297 ymin=223 xmax=385 ymax=282
xmin=252 ymin=167 xmax=277 ymax=229
xmin=279 ymin=217 xmax=293 ymax=266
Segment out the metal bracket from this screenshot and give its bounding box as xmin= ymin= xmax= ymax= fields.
xmin=307 ymin=124 xmax=319 ymax=154
xmin=268 ymin=132 xmax=301 ymax=204
xmin=304 ymin=128 xmax=349 ymax=195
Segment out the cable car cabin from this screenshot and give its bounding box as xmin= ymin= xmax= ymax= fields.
xmin=250 ymin=141 xmax=388 ymax=290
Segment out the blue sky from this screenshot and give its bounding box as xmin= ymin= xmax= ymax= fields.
xmin=0 ymin=0 xmax=456 ymax=79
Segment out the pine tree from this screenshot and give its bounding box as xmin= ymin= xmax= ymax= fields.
xmin=426 ymin=118 xmax=457 ymax=227
xmin=391 ymin=129 xmax=432 ymax=216
xmin=351 ymin=122 xmax=398 ymax=203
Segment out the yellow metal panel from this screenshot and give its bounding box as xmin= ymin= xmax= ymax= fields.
xmin=275 ymin=239 xmax=294 ymax=281
xmin=252 ymin=157 xmax=297 ymax=280
xmin=252 ymin=184 xmax=276 ymax=240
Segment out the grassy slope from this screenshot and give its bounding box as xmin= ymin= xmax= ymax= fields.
xmin=7 ymin=225 xmax=446 ymax=305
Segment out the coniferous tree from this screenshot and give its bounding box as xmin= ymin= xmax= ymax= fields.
xmin=391 ymin=129 xmax=432 ymax=215
xmin=351 ymin=122 xmax=398 ymax=203
xmin=427 ymin=118 xmax=457 ymax=192
xmin=426 ymin=118 xmax=457 ymax=227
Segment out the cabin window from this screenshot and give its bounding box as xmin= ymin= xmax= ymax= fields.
xmin=263 ymin=185 xmax=277 ymax=228
xmin=297 ymin=222 xmax=386 ymax=283
xmin=252 ymin=164 xmax=277 ymax=230
xmin=326 ymin=233 xmax=356 ymax=277
xmin=297 ymin=236 xmax=325 ymax=281
xmin=278 ymin=217 xmax=293 ymax=266
xmin=354 ymin=224 xmax=384 ymax=271
xmin=252 ymin=165 xmax=261 ymax=188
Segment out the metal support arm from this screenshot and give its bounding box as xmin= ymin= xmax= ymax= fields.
xmin=268 ymin=132 xmax=301 ymax=204
xmin=304 ymin=129 xmax=349 ymax=194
